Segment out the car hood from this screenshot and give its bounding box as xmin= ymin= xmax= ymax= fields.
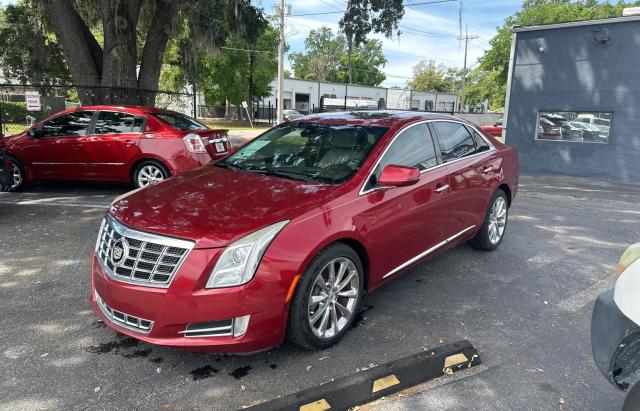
xmin=109 ymin=166 xmax=340 ymax=248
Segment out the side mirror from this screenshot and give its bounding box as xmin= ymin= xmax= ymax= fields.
xmin=28 ymin=127 xmax=42 ymax=138
xmin=377 ymin=164 xmax=420 ymax=188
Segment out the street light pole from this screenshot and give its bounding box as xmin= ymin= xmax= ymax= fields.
xmin=458 ymin=24 xmax=478 ymax=113
xmin=276 ymin=0 xmax=287 ymax=124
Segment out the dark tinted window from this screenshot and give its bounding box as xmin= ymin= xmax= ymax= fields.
xmin=467 ymin=126 xmax=491 ymax=152
xmin=41 ymin=111 xmax=94 ymax=137
xmin=95 ymin=111 xmax=144 ymax=134
xmin=223 ymin=123 xmax=387 ymax=184
xmin=375 ymin=123 xmax=437 ymax=178
xmin=432 ymin=122 xmax=477 ymax=162
xmin=153 ymin=112 xmax=207 ymax=131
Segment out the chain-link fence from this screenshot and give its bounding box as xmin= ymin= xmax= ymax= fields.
xmin=198 ymin=101 xmax=276 ymax=124
xmin=0 ymin=83 xmax=194 ymax=137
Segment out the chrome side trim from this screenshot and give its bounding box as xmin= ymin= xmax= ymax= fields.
xmin=32 ymin=162 xmax=87 ymax=165
xmin=359 ymin=119 xmax=496 ymax=196
xmin=90 ymin=162 xmax=126 ymax=166
xmin=382 ymin=225 xmax=476 ymax=279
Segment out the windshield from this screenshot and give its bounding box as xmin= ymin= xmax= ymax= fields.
xmin=153 ymin=112 xmax=208 ymax=131
xmin=219 ymin=123 xmax=388 ymax=184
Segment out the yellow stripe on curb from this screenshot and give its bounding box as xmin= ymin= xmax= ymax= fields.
xmin=372 ymin=374 xmax=401 ymax=393
xmin=299 ymin=399 xmax=331 ymax=411
xmin=444 ymin=353 xmax=468 ymax=368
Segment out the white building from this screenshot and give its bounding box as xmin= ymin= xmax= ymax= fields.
xmin=259 ymin=78 xmax=459 ymax=114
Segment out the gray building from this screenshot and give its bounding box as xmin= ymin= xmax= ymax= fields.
xmin=503 ymin=15 xmax=640 ymax=182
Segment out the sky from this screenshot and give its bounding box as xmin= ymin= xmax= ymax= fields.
xmin=256 ymin=0 xmax=523 ymax=87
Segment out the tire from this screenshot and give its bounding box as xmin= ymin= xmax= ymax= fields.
xmin=5 ymin=155 xmax=25 ymax=192
xmin=287 ymin=243 xmax=365 ymax=350
xmin=132 ymin=160 xmax=169 ymax=188
xmin=468 ymin=188 xmax=509 ymax=251
xmin=623 ymin=380 xmax=640 ymax=411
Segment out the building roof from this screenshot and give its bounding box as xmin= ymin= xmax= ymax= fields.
xmin=513 ymin=14 xmax=640 ymax=33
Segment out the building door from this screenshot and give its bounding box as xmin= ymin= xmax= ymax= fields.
xmin=295 ymin=93 xmax=311 ymax=114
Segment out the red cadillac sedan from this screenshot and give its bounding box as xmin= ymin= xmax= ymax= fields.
xmin=2 ymin=105 xmax=230 ymax=190
xmin=91 ymin=111 xmax=519 ymax=353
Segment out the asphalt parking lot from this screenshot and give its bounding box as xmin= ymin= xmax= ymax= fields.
xmin=1 ymin=173 xmax=639 ymax=410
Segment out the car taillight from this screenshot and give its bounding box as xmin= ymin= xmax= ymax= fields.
xmin=183 ymin=133 xmax=206 ymax=153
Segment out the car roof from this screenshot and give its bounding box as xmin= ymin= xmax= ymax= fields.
xmin=73 ymin=105 xmax=174 ymax=115
xmin=294 ymin=110 xmax=466 ymax=128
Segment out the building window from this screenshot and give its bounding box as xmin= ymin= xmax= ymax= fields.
xmin=536 ymin=111 xmax=612 ymax=144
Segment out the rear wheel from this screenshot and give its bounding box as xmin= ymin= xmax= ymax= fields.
xmin=468 ymin=189 xmax=509 ymax=251
xmin=287 ymin=244 xmax=364 ymax=350
xmin=132 ymin=161 xmax=169 ymax=188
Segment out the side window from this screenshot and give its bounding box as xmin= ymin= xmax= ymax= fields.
xmin=466 ymin=126 xmax=491 ymax=153
xmin=95 ymin=111 xmax=143 ymax=134
xmin=374 ymin=123 xmax=438 ymax=180
xmin=432 ymin=122 xmax=477 ymax=162
xmin=41 ymin=111 xmax=94 ymax=137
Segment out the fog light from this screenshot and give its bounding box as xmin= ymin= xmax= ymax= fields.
xmin=233 ymin=315 xmax=250 ymax=338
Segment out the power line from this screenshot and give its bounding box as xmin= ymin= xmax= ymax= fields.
xmin=290 ymin=0 xmax=455 ymax=17
xmin=220 ymin=46 xmax=275 ymax=54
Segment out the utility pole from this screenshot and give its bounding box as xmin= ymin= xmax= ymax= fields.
xmin=274 ymin=0 xmax=289 ymax=124
xmin=457 ymin=24 xmax=478 ymax=113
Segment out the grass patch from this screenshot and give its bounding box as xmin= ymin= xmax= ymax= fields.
xmin=1 ymin=123 xmax=27 ymax=136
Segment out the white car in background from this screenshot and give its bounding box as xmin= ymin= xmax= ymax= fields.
xmin=592 ymin=243 xmax=640 ymax=411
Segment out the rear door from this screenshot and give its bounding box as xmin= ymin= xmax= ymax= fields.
xmin=359 ymin=122 xmax=451 ymax=285
xmin=24 ymin=111 xmax=94 ymax=179
xmin=84 ymin=111 xmax=145 ymax=180
xmin=431 ymin=121 xmax=496 ymax=238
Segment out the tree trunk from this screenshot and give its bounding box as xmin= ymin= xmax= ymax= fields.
xmin=138 ymin=0 xmax=182 ymax=106
xmin=40 ymin=0 xmax=103 ymax=105
xmin=100 ymin=0 xmax=142 ymax=104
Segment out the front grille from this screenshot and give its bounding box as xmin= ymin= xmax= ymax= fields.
xmin=95 ymin=291 xmax=153 ymax=333
xmin=95 ymin=215 xmax=194 ymax=288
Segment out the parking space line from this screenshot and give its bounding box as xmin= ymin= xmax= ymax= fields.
xmin=558 ymin=277 xmax=615 ymax=312
xmin=0 ymin=197 xmax=111 ymax=209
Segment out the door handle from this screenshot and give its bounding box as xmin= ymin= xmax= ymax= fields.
xmin=123 ymin=140 xmax=134 ymax=147
xmin=482 ymin=166 xmax=494 ymax=174
xmin=434 ymin=184 xmax=450 ymax=193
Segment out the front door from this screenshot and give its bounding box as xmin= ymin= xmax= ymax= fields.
xmin=358 ymin=122 xmax=451 ymax=286
xmin=83 ymin=111 xmax=144 ymax=181
xmin=25 ymin=111 xmax=94 ymax=179
xmin=431 ymin=121 xmax=496 ymax=238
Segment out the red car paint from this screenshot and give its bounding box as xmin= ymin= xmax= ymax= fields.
xmin=480 ymin=125 xmax=503 ymax=138
xmin=2 ymin=105 xmax=230 ymax=185
xmin=91 ymin=111 xmax=519 ymax=353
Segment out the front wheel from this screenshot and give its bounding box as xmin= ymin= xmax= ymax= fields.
xmin=287 ymin=244 xmax=364 ymax=350
xmin=468 ymin=189 xmax=509 ymax=251
xmin=132 ymin=161 xmax=169 ymax=188
xmin=5 ymin=156 xmax=24 ymax=192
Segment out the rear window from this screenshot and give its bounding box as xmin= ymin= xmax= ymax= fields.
xmin=153 ymin=112 xmax=208 ymax=131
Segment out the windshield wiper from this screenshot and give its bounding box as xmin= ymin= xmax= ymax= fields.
xmin=214 ymin=162 xmax=242 ymax=171
xmin=245 ymin=168 xmax=320 ymax=183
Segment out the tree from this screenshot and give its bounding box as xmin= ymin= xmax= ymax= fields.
xmin=37 ymin=0 xmax=264 ymax=106
xmin=475 ymin=0 xmax=637 ymax=108
xmin=289 ymin=27 xmax=387 ymax=86
xmin=0 ymin=1 xmax=70 ymax=86
xmin=339 ymin=0 xmax=404 ymax=84
xmin=408 ymin=60 xmax=450 ymax=92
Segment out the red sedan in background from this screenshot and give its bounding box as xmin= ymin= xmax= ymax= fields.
xmin=91 ymin=111 xmax=519 ymax=353
xmin=1 ymin=105 xmax=230 ymax=190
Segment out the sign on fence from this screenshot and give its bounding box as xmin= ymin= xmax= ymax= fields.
xmin=25 ymin=91 xmax=41 ymax=111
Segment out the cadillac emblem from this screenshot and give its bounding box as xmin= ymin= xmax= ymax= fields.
xmin=111 ymin=241 xmax=126 ymax=264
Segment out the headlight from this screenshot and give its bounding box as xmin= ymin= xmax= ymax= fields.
xmin=615 ymin=243 xmax=640 ymax=279
xmin=206 ymin=221 xmax=289 ymax=288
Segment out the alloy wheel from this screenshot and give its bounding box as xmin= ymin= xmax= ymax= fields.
xmin=10 ymin=163 xmax=22 ymax=190
xmin=137 ymin=165 xmax=165 ymax=187
xmin=307 ymin=257 xmax=360 ymax=340
xmin=488 ymin=196 xmax=507 ymax=244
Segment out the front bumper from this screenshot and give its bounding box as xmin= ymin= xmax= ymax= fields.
xmin=591 ymin=290 xmax=640 ymax=389
xmin=90 ymin=251 xmax=290 ymax=353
